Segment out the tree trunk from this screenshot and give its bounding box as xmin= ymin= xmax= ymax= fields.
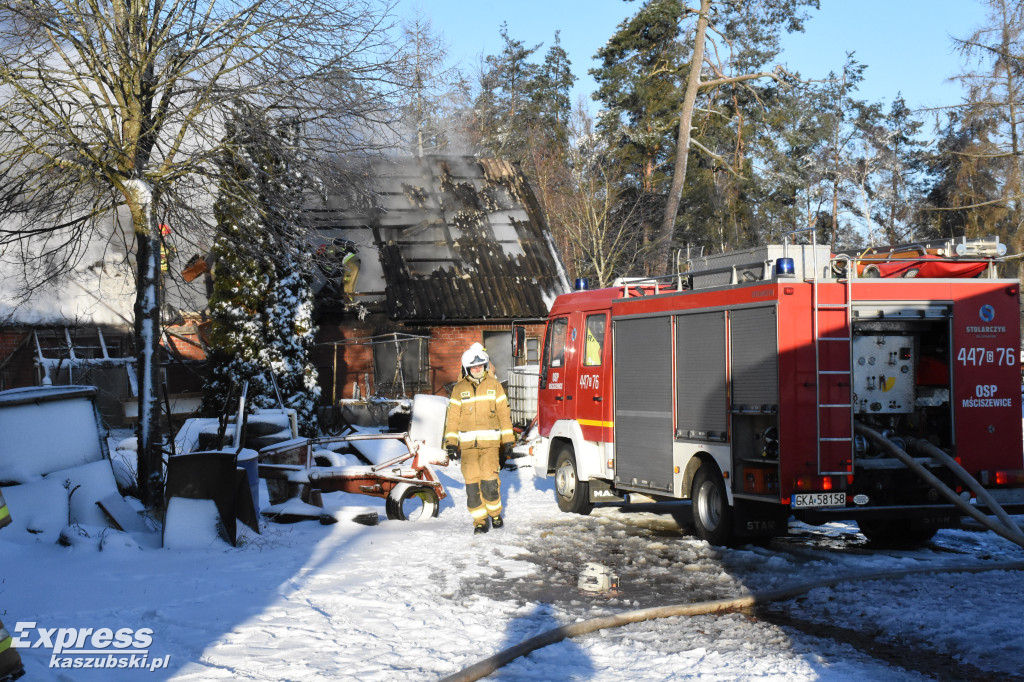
xmin=831 ymin=153 xmax=840 ymax=250
xmin=657 ymin=0 xmax=711 ymax=275
xmin=128 ymin=180 xmax=164 ymax=509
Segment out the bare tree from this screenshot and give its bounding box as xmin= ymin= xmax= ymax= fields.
xmin=819 ymin=55 xmax=868 ymax=248
xmin=848 ymin=143 xmax=883 ymax=247
xmin=400 ymin=11 xmax=471 ymax=156
xmin=0 ymin=0 xmax=408 ymax=506
xmin=548 ymin=106 xmax=647 ymax=288
xmin=950 ymin=0 xmax=1024 ymax=249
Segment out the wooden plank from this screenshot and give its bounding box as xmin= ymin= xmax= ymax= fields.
xmin=96 ymin=493 xmax=148 ymax=532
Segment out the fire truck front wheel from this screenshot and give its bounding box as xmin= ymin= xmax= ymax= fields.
xmin=691 ymin=466 xmax=733 ymax=546
xmin=554 ymin=446 xmax=594 ymax=515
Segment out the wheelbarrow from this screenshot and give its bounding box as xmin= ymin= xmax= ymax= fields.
xmin=257 ymin=432 xmax=448 ymax=522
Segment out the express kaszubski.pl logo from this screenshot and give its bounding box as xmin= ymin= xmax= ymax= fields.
xmin=11 ymin=622 xmax=170 ymax=672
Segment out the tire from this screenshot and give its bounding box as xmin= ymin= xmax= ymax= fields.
xmin=554 ymin=445 xmax=593 ymax=515
xmin=691 ymin=465 xmax=734 ymax=546
xmin=857 ymin=519 xmax=938 ymax=547
xmin=385 ymin=483 xmax=440 ymax=522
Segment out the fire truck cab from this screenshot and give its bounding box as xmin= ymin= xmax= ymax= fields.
xmin=529 ymin=239 xmax=1024 ymax=546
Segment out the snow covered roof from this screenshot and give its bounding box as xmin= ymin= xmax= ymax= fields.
xmin=0 ymin=211 xmax=205 ymax=327
xmin=0 ymin=384 xmax=97 ymax=406
xmin=0 ymin=258 xmax=137 ymax=327
xmin=312 ymin=155 xmax=570 ymax=322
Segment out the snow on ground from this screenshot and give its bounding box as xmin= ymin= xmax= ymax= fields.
xmin=3 ymin=439 xmax=1024 ymax=681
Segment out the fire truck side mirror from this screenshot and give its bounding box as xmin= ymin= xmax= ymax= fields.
xmin=512 ymin=326 xmax=526 ymax=359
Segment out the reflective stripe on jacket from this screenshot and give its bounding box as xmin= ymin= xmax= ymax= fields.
xmin=444 ymin=372 xmax=514 ymax=449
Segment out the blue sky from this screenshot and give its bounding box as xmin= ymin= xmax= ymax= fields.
xmin=405 ymin=0 xmax=989 ymax=119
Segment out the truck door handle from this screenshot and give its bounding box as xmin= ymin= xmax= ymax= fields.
xmin=566 ymin=395 xmax=572 ymax=400
xmin=593 ymin=396 xmax=603 ymax=402
xmin=555 ymin=396 xmax=563 ymax=401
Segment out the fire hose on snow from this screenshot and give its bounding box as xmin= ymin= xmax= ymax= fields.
xmin=441 ymin=425 xmax=1024 ymax=682
xmin=440 ymin=560 xmax=1024 ymax=682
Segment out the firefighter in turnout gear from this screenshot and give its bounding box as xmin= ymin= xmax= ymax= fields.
xmin=0 ymin=493 xmax=25 ymax=681
xmin=444 ymin=343 xmax=515 ymax=534
xmin=0 ymin=490 xmax=9 ymax=532
xmin=324 ymin=239 xmax=360 ymax=302
xmin=0 ymin=615 xmax=24 ymax=682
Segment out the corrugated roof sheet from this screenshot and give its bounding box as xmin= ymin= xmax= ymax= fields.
xmin=316 ymin=155 xmax=569 ymax=322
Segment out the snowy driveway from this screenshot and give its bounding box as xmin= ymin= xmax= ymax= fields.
xmin=4 ymin=463 xmax=1023 ymax=681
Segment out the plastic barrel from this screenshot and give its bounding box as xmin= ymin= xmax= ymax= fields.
xmin=236 ymin=449 xmax=260 ymax=516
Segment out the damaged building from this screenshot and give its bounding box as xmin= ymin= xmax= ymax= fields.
xmin=309 ymin=155 xmax=570 ymax=416
xmin=0 ymin=155 xmax=568 ymax=430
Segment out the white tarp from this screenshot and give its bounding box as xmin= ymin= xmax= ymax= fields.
xmin=0 ymin=386 xmax=105 ymax=483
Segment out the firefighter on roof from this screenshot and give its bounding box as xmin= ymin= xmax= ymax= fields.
xmin=444 ymin=343 xmax=515 ymax=534
xmin=159 ymin=223 xmax=176 ymax=274
xmin=322 ymin=238 xmax=360 ymax=302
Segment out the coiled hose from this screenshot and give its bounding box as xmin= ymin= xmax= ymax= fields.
xmin=441 ymin=426 xmax=1024 ymax=682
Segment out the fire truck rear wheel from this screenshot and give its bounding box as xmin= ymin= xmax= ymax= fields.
xmin=857 ymin=519 xmax=938 ymax=547
xmin=385 ymin=483 xmax=440 ymax=522
xmin=554 ymin=447 xmax=593 ymax=515
xmin=691 ymin=466 xmax=733 ymax=546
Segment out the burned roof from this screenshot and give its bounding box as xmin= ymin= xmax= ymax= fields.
xmin=313 ymin=155 xmax=570 ymax=322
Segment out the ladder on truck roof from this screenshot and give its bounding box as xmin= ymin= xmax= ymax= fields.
xmin=795 ymin=232 xmax=855 ymax=474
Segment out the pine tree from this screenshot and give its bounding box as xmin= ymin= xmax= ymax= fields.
xmin=755 ymin=82 xmax=828 ymax=242
xmin=472 ymin=26 xmax=576 ymax=162
xmin=529 ymin=32 xmax=576 ymax=143
xmin=203 ymin=107 xmax=320 ymax=436
xmin=817 ymin=55 xmax=869 ymax=248
xmin=655 ymin=0 xmax=818 ymax=270
xmin=750 ymin=54 xmax=876 ymax=250
xmin=922 ymin=111 xmax=1008 ymax=239
xmin=946 ymin=0 xmax=1024 ymax=249
xmin=588 ymin=0 xmax=687 ymax=272
xmin=473 ymin=24 xmax=542 ymax=163
xmin=591 ymin=0 xmax=688 ymax=197
xmin=203 ymin=113 xmax=275 ymax=425
xmin=259 ymin=120 xmax=321 ymax=436
xmin=871 ymin=96 xmax=930 ymax=244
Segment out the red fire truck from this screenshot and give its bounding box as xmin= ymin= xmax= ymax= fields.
xmin=526 ymin=239 xmax=1024 ymax=546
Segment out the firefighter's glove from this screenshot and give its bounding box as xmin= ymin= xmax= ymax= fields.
xmin=499 ymin=442 xmax=514 ymax=467
xmin=445 ymin=444 xmax=460 ymax=461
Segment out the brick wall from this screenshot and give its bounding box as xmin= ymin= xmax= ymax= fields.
xmin=429 ymin=326 xmax=489 ymax=389
xmin=314 ymin=318 xmax=548 ymax=403
xmin=313 ymin=320 xmax=379 ymax=402
xmin=428 ymin=323 xmax=546 ymax=389
xmin=0 ymin=329 xmax=28 ymax=364
xmin=0 ymin=329 xmax=34 ymax=390
xmin=163 ymin=324 xmax=207 ymax=361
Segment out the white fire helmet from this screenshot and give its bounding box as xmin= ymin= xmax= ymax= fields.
xmin=461 ymin=343 xmax=489 ymax=374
